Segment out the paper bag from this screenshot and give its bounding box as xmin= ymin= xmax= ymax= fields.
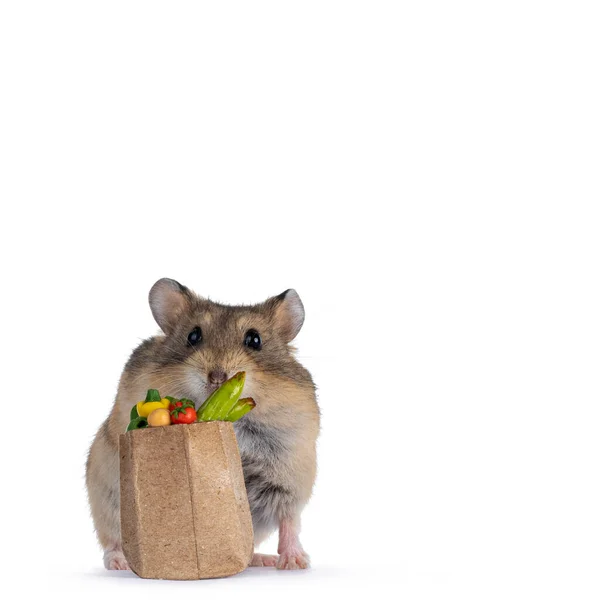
xmin=119 ymin=421 xmax=254 ymax=580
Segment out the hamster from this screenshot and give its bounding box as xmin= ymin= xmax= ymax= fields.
xmin=85 ymin=278 xmax=319 ymax=570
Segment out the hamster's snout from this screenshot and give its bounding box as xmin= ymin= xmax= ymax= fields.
xmin=208 ymin=369 xmax=228 ymax=385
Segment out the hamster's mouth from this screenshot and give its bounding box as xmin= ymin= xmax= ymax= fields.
xmin=194 ymin=371 xmax=251 ymax=407
xmin=198 ymin=382 xmax=223 ymax=405
xmin=204 ymin=382 xmax=220 ymax=395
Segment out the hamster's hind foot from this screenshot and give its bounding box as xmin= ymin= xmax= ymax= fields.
xmin=276 ymin=549 xmax=309 ymax=570
xmin=103 ymin=544 xmax=130 ymax=570
xmin=250 ymin=553 xmax=278 ymax=567
xmin=276 ymin=517 xmax=310 ymax=570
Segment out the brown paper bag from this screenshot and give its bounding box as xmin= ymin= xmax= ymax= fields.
xmin=119 ymin=421 xmax=254 ymax=580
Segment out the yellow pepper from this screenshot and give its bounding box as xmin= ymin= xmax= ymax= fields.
xmin=136 ymin=397 xmax=170 ymax=418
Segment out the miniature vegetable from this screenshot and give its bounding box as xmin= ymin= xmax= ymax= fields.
xmin=224 ymin=398 xmax=256 ymax=422
xmin=167 ymin=398 xmax=197 ymax=425
xmin=125 ymin=373 xmax=255 ymax=432
xmin=170 ymin=405 xmax=197 ymax=425
xmin=166 ymin=397 xmax=194 ymax=412
xmin=126 ymin=416 xmax=148 ymax=431
xmin=135 ymin=389 xmax=170 ymax=418
xmin=196 ymin=372 xmax=246 ymax=421
xmin=147 ymin=408 xmax=171 ymax=427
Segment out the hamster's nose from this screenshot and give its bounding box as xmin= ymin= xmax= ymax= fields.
xmin=208 ymin=369 xmax=227 ymax=385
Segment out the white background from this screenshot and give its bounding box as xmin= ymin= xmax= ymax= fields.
xmin=1 ymin=2 xmax=598 ymax=599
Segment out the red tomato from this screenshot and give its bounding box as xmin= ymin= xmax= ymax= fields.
xmin=170 ymin=405 xmax=197 ymax=425
xmin=168 ymin=399 xmax=194 ymax=412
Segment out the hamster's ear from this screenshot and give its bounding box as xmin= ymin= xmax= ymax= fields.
xmin=268 ymin=289 xmax=305 ymax=342
xmin=149 ymin=278 xmax=191 ymax=334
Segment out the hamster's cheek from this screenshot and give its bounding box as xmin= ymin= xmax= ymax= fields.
xmin=153 ymin=360 xmax=210 ymax=406
xmin=177 ymin=364 xmax=210 ymax=402
xmin=239 ymin=372 xmax=258 ymax=401
xmin=246 ymin=368 xmax=280 ymax=396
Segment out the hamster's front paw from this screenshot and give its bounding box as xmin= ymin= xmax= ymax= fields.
xmin=276 ymin=550 xmax=310 ymax=570
xmin=103 ymin=548 xmax=130 ymax=570
xmin=250 ymin=553 xmax=278 ymax=567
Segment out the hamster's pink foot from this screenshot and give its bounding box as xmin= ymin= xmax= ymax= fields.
xmin=277 ymin=518 xmax=310 ymax=569
xmin=276 ymin=550 xmax=310 ymax=570
xmin=250 ymin=553 xmax=278 ymax=567
xmin=104 ymin=548 xmax=130 ymax=570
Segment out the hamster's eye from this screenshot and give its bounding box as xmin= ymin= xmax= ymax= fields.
xmin=187 ymin=327 xmax=202 ymax=346
xmin=244 ymin=329 xmax=262 ymax=350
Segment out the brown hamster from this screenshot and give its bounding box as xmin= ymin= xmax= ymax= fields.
xmin=85 ymin=278 xmax=320 ymax=570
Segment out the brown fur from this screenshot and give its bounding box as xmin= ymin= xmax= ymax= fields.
xmin=86 ymin=279 xmax=319 ymax=569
